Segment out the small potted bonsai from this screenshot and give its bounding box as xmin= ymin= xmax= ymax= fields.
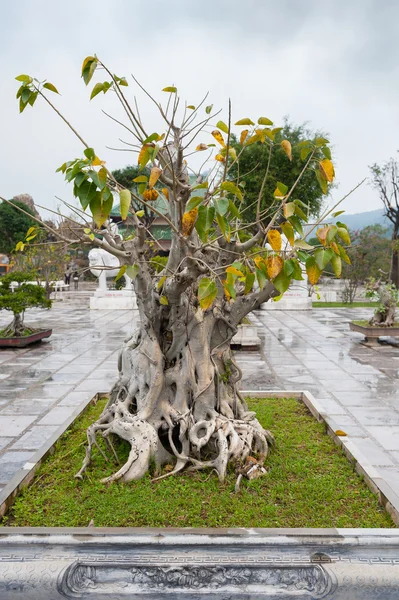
xmin=350 ymin=277 xmax=399 ymax=344
xmin=0 ymin=271 xmax=52 ymax=347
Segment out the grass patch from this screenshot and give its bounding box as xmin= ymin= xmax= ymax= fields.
xmin=0 ymin=327 xmax=36 ymax=338
xmin=1 ymin=397 xmax=394 ymax=528
xmin=313 ymin=302 xmax=378 ymax=308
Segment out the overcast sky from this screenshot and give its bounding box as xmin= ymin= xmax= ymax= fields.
xmin=1 ymin=0 xmax=398 ymax=218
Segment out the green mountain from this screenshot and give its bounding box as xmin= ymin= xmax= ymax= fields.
xmin=330 ymin=208 xmax=392 ymax=232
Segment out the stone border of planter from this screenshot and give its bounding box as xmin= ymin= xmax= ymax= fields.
xmin=350 ymin=321 xmax=399 ymax=345
xmin=2 ymin=390 xmax=399 ymax=598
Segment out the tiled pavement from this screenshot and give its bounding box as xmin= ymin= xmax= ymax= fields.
xmin=1 ymin=301 xmax=399 ymax=503
xmin=0 ymin=299 xmax=138 ymax=490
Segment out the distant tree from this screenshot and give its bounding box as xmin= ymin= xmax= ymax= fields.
xmin=0 ymin=200 xmax=36 ymax=254
xmin=370 ymin=159 xmax=399 ymax=287
xmin=230 ymin=120 xmax=329 ymax=227
xmin=341 ymin=225 xmax=391 ymax=303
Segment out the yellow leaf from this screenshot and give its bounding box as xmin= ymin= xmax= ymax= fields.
xmin=162 ymin=187 xmax=169 ymax=200
xmin=137 ymin=143 xmax=154 ymax=168
xmin=215 ymin=154 xmax=225 ymax=162
xmin=226 ymin=266 xmax=244 ymax=277
xmin=335 ymin=429 xmax=347 ymax=437
xmin=316 ymin=226 xmax=330 ymax=247
xmin=266 ymin=255 xmax=283 ymax=279
xmin=254 ymin=256 xmax=265 ymax=270
xmin=330 ymin=241 xmax=340 ymax=254
xmin=306 ymin=258 xmax=321 ymax=285
xmin=92 ymin=156 xmax=106 ymax=166
xmin=319 ymin=159 xmax=335 ymax=183
xmin=158 ymin=276 xmax=166 ymax=290
xmin=267 ymin=229 xmax=282 ymax=252
xmin=182 ymin=207 xmax=198 ymax=236
xmin=240 ymin=129 xmax=249 ymax=145
xmin=196 ymin=143 xmax=208 ymax=151
xmin=281 ymin=140 xmax=292 ymax=161
xmin=119 ymin=189 xmax=131 ymax=221
xmin=143 ymin=189 xmax=159 ymax=202
xmin=149 ymin=166 xmax=162 ymax=189
xmin=211 ymin=130 xmax=226 ymax=147
xmin=160 ymin=295 xmax=169 ymax=305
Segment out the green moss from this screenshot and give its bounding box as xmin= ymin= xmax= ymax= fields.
xmin=0 ymin=327 xmax=36 ymax=338
xmin=1 ymin=397 xmax=394 ymax=528
xmin=352 ymin=320 xmax=399 ymax=327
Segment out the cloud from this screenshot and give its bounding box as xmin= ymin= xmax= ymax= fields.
xmin=1 ymin=0 xmax=398 ymax=217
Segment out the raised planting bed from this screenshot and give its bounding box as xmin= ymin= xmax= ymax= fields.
xmin=0 ymin=328 xmax=52 ymax=348
xmin=1 ymin=395 xmax=393 ymax=529
xmin=350 ymin=320 xmax=399 ymax=345
xmin=2 ymin=391 xmax=399 ymax=598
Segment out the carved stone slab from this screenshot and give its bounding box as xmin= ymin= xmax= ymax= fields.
xmin=1 ymin=529 xmax=399 ymax=598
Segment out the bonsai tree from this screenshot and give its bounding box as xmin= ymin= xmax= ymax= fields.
xmin=365 ymin=277 xmax=398 ymax=327
xmin=0 ymin=271 xmax=51 ymax=337
xmin=1 ymin=56 xmax=356 ymax=485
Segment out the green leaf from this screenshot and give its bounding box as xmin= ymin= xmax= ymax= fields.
xmin=256 ymin=267 xmax=267 ymax=290
xmin=136 ymin=210 xmax=145 ymax=218
xmin=192 ymin=181 xmax=208 ymax=190
xmin=84 ymin=147 xmax=96 ymax=160
xmin=244 ymin=271 xmax=255 ymax=294
xmin=294 ymin=204 xmax=308 ymax=222
xmin=314 ymin=248 xmax=334 ymax=270
xmin=235 ymin=118 xmax=255 ymax=126
xmin=315 ymin=137 xmax=330 ymax=147
xmin=258 ymin=117 xmax=273 ymax=125
xmin=196 ymin=206 xmax=215 ymax=242
xmin=300 ymin=147 xmax=312 ymax=161
xmin=162 ymin=86 xmax=177 ymax=93
xmin=273 ymin=270 xmax=291 ymax=294
xmin=216 ymin=120 xmax=229 ymax=134
xmin=27 ymin=91 xmax=38 ymax=106
xmin=119 ymin=189 xmax=131 ymax=221
xmin=198 ymin=278 xmax=218 ymax=310
xmin=21 ymin=88 xmax=31 ymax=104
xmin=90 ymin=82 xmax=104 ymax=100
xmin=288 ymin=215 xmax=303 ymax=236
xmin=294 ymin=239 xmax=314 ymax=250
xmin=228 ymin=199 xmax=240 ymax=219
xmin=205 ymin=104 xmax=213 ymax=114
xmin=142 ymin=132 xmax=161 ymax=144
xmin=326 ymin=224 xmax=338 ymax=243
xmin=74 ymin=172 xmax=87 ymax=187
xmin=76 ymin=180 xmax=97 ymax=210
xmin=15 ymin=74 xmax=32 ymax=83
xmin=185 ymin=196 xmax=203 ymax=212
xmin=315 ymin=169 xmax=328 ymax=194
xmin=115 ymin=265 xmax=127 ymax=281
xmin=321 ymin=146 xmax=332 ymax=160
xmin=214 ymin=197 xmax=229 ymax=216
xmin=274 ymin=181 xmax=288 ymax=198
xmin=43 ymin=82 xmax=59 ymax=94
xmin=332 ymin=210 xmax=345 ymax=218
xmin=280 ymin=221 xmax=295 ymax=246
xmin=337 ymin=227 xmax=350 ymax=245
xmin=283 ymin=202 xmax=296 ymax=218
xmin=126 ymin=264 xmax=139 ymax=280
xmin=90 ymin=193 xmax=113 ymax=228
xmin=220 ymin=181 xmax=243 ymax=201
xmin=216 ymin=212 xmax=228 ymax=238
xmin=15 ymin=241 xmax=25 ymax=251
xmin=82 ymin=58 xmax=97 ymax=85
xmin=337 ymin=243 xmax=351 ymax=265
xmin=331 ymin=254 xmax=342 ymax=277
xmin=83 ymin=228 xmax=91 ymax=234
xmin=98 ymin=167 xmax=107 ymax=189
xmin=284 ymin=259 xmax=303 ymax=280
xmin=133 ymin=175 xmax=148 ymax=183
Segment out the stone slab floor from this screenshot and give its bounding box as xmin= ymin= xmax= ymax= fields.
xmin=0 ymin=298 xmax=137 ymax=491
xmin=1 ymin=301 xmax=399 ymax=506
